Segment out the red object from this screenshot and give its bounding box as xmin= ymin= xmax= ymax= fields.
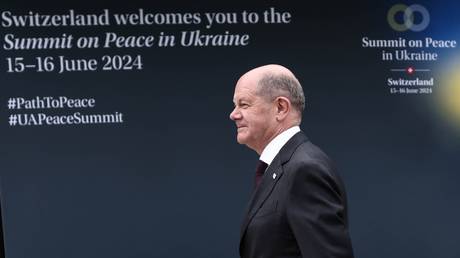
xmin=255 ymin=160 xmax=268 ymax=188
xmin=406 ymin=67 xmax=415 ymax=75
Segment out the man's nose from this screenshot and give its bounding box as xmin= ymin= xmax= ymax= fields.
xmin=229 ymin=107 xmax=240 ymax=121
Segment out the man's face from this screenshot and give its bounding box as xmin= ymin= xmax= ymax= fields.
xmin=229 ymin=77 xmax=277 ymax=153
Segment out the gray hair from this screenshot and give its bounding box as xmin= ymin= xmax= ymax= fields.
xmin=256 ymin=72 xmax=305 ymax=114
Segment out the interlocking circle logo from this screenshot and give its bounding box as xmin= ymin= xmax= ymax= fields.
xmin=387 ymin=4 xmax=430 ymax=32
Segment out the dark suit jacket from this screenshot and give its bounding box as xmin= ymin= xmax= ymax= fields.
xmin=240 ymin=132 xmax=354 ymax=258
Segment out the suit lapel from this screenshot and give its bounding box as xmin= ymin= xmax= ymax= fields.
xmin=239 ymin=156 xmax=283 ymax=238
xmin=239 ymin=132 xmax=309 ymax=240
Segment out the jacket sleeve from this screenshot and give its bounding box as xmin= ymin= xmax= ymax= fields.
xmin=286 ymin=161 xmax=354 ymax=258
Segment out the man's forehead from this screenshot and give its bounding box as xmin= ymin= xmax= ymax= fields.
xmin=233 ymin=89 xmax=253 ymax=103
xmin=233 ymin=80 xmax=257 ymax=100
xmin=235 ymin=73 xmax=259 ymax=91
xmin=232 ymin=67 xmax=268 ymax=102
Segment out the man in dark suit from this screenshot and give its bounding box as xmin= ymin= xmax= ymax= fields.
xmin=230 ymin=64 xmax=354 ymax=258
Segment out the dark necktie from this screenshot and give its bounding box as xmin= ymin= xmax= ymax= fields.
xmin=255 ymin=160 xmax=268 ymax=188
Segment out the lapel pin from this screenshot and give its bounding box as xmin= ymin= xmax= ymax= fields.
xmin=272 ymin=173 xmax=277 ymax=179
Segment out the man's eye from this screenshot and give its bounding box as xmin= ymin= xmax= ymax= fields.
xmin=241 ymin=103 xmax=249 ymax=108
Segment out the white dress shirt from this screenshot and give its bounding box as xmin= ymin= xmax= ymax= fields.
xmin=259 ymin=126 xmax=301 ymax=166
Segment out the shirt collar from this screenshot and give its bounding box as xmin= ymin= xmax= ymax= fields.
xmin=259 ymin=126 xmax=301 ymax=166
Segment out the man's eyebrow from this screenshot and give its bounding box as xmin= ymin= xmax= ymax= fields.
xmin=233 ymin=97 xmax=250 ymax=105
xmin=233 ymin=99 xmax=242 ymax=105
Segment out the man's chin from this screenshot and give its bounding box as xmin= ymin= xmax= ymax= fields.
xmin=236 ymin=134 xmax=248 ymax=145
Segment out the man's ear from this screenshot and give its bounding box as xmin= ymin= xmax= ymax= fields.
xmin=274 ymin=96 xmax=291 ymax=121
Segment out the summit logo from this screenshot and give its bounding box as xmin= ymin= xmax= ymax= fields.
xmin=387 ymin=4 xmax=430 ymax=32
